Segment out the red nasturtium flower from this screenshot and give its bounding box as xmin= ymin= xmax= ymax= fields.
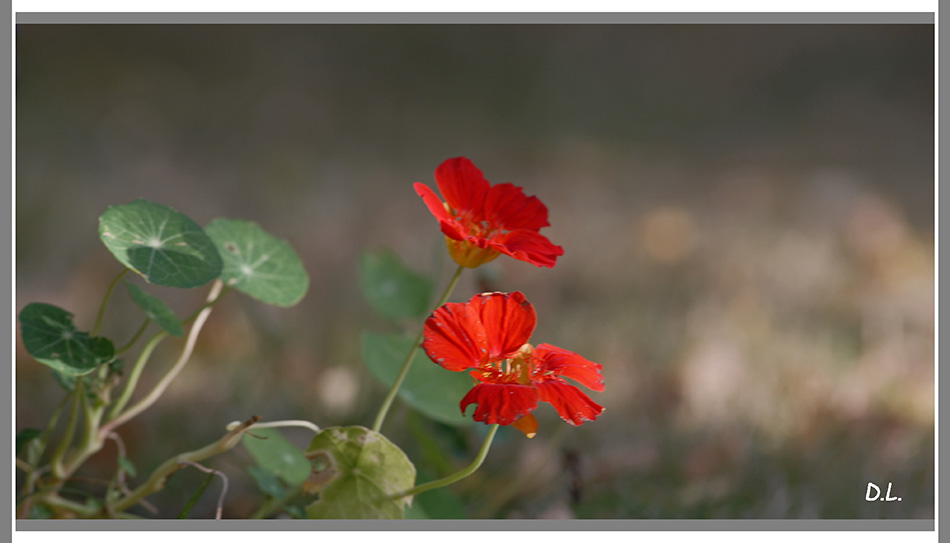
xmin=414 ymin=157 xmax=565 ymax=268
xmin=421 ymin=291 xmax=604 ymax=438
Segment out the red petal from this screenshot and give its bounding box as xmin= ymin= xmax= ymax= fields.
xmin=414 ymin=182 xmax=450 ymax=221
xmin=415 ymin=182 xmax=467 ymax=241
xmin=533 ymin=344 xmax=605 ymax=392
xmin=435 ymin=157 xmax=489 ymax=218
xmin=469 ymin=292 xmax=536 ymax=358
xmin=422 ymin=301 xmax=487 ymax=372
xmin=484 ymin=182 xmax=550 ymax=231
xmin=491 ymin=230 xmax=564 ymax=268
xmin=535 ymin=378 xmax=604 ymax=426
xmin=460 ymin=383 xmax=539 ymax=425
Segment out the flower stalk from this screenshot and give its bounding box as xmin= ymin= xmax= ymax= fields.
xmin=372 ymin=264 xmax=465 ymax=433
xmin=390 ymin=423 xmax=499 ymax=501
xmin=93 ymin=269 xmax=128 ymax=336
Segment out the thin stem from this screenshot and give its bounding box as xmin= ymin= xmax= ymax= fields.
xmin=61 ymin=397 xmax=96 ymax=470
xmin=102 ymin=280 xmax=224 ymax=436
xmin=37 ymin=493 xmax=102 ymax=518
xmin=109 ymin=416 xmax=259 ymax=513
xmin=227 ymin=419 xmax=321 ymax=435
xmin=372 ymin=264 xmax=465 ymax=433
xmin=178 ymin=460 xmax=228 ymax=520
xmin=103 ymin=432 xmax=129 ymax=506
xmin=93 ymin=269 xmax=129 ymax=336
xmin=59 ymin=386 xmax=108 ymax=478
xmin=50 ymin=378 xmax=84 ymax=480
xmin=25 ymin=392 xmax=70 ymax=468
xmin=178 ymin=470 xmax=216 ymax=519
xmin=390 ymin=424 xmax=499 ymax=501
xmin=107 ymin=331 xmax=167 ymax=422
xmin=114 ymin=318 xmax=151 ymax=356
xmin=475 ymin=422 xmax=567 ymax=518
xmin=181 ymin=284 xmax=231 ymax=325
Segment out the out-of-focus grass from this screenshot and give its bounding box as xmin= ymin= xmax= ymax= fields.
xmin=15 ymin=24 xmax=933 ymax=519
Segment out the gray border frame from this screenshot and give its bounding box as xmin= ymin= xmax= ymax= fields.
xmin=13 ymin=519 xmax=938 ymax=531
xmin=12 ymin=10 xmax=937 ymax=532
xmin=13 ymin=12 xmax=937 ymax=24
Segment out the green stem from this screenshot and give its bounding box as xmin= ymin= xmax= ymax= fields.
xmin=59 ymin=385 xmax=107 ymax=478
xmin=372 ymin=264 xmax=465 ymax=433
xmin=37 ymin=493 xmax=103 ymax=518
xmin=475 ymin=422 xmax=567 ymax=517
xmin=109 ymin=416 xmax=259 ymax=513
xmin=390 ymin=424 xmax=499 ymax=501
xmin=16 ymin=393 xmax=69 ymax=519
xmin=177 ymin=471 xmax=216 ymax=519
xmin=101 ymin=280 xmax=224 ymax=437
xmin=93 ymin=269 xmax=129 ymax=336
xmin=29 ymin=392 xmax=70 ymax=466
xmin=181 ymin=285 xmax=231 ymax=325
xmin=114 ymin=318 xmax=151 ymax=356
xmin=50 ymin=378 xmax=84 ymax=480
xmin=107 ymin=331 xmax=167 ymax=422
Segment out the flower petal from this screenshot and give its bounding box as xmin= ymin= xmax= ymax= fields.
xmin=491 ymin=230 xmax=564 ymax=268
xmin=535 ymin=378 xmax=604 ymax=426
xmin=435 ymin=157 xmax=489 ymax=217
xmin=414 ymin=182 xmax=451 ymax=222
xmin=484 ymin=182 xmax=550 ymax=231
xmin=511 ymin=412 xmax=539 ymax=438
xmin=460 ymin=383 xmax=539 ymax=426
xmin=415 ymin=181 xmax=467 ymax=242
xmin=470 ymin=292 xmax=536 ymax=359
xmin=533 ymin=344 xmax=605 ymax=392
xmin=422 ymin=301 xmax=487 ymax=372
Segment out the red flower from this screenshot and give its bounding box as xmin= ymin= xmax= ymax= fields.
xmin=421 ymin=291 xmax=604 ymax=437
xmin=414 ymin=157 xmax=565 ymax=268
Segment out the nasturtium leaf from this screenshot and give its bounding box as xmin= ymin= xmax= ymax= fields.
xmin=125 ymin=282 xmax=183 ymax=336
xmin=242 ymin=428 xmax=310 ymax=487
xmin=362 ymin=332 xmax=473 ymax=426
xmin=98 ymin=199 xmax=223 ymax=288
xmin=359 ymin=251 xmax=433 ymax=321
xmin=248 ymin=465 xmax=287 ymax=499
xmin=304 ymin=426 xmax=415 ymax=519
xmin=16 ymin=429 xmax=42 ymax=458
xmin=204 ymin=219 xmax=309 ymax=307
xmin=19 ymin=303 xmax=115 ymax=376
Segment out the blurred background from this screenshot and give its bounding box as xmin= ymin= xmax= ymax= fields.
xmin=15 ymin=24 xmax=934 ymax=519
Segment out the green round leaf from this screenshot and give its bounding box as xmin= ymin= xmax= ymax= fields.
xmin=19 ymin=303 xmax=115 ymax=376
xmin=125 ymin=282 xmax=184 ymax=336
xmin=362 ymin=331 xmax=474 ymax=426
xmin=304 ymin=426 xmax=415 ymax=519
xmin=98 ymin=199 xmax=223 ymax=288
xmin=205 ymin=219 xmax=309 ymax=307
xmin=359 ymin=251 xmax=433 ymax=321
xmin=242 ymin=428 xmax=311 ymax=487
